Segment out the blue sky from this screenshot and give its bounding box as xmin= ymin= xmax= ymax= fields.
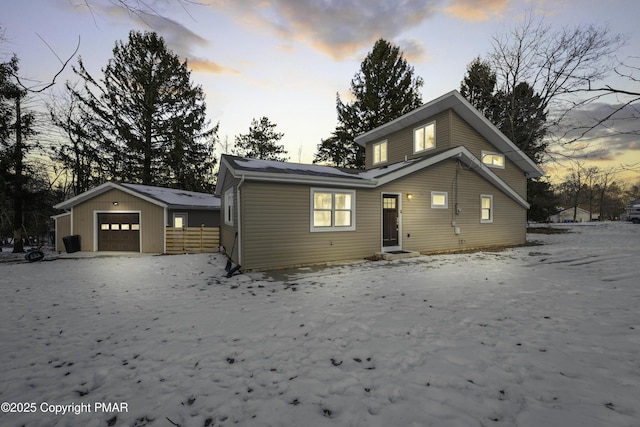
xmin=2 ymin=0 xmax=639 ymax=182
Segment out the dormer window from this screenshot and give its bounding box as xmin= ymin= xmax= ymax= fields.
xmin=373 ymin=140 xmax=387 ymax=165
xmin=481 ymin=151 xmax=505 ymax=169
xmin=414 ymin=122 xmax=435 ymax=154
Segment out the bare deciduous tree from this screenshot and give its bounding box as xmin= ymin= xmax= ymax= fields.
xmin=489 ymin=10 xmax=627 ymax=155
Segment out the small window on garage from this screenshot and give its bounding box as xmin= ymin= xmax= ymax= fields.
xmin=132 ymin=224 xmax=140 ymax=231
xmin=101 ymin=224 xmax=109 ymax=230
xmin=173 ymin=213 xmax=187 ymax=228
xmin=121 ymin=223 xmax=130 ymax=230
xmin=111 ymin=224 xmax=120 ymax=230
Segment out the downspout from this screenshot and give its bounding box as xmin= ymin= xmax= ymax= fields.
xmin=236 ymin=175 xmax=246 ymax=266
xmin=163 ymin=206 xmax=168 ymax=254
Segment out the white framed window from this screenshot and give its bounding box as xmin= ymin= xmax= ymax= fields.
xmin=481 ymin=151 xmax=505 ymax=169
xmin=431 ymin=191 xmax=448 ymax=209
xmin=373 ymin=140 xmax=387 ymax=165
xmin=224 ymin=188 xmax=234 ymax=226
xmin=414 ymin=122 xmax=435 ymax=154
xmin=173 ymin=213 xmax=187 ymax=228
xmin=311 ymin=188 xmax=356 ymax=232
xmin=481 ymin=194 xmax=493 ymax=223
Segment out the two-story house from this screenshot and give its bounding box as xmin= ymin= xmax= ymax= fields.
xmin=215 ymin=90 xmax=544 ymax=271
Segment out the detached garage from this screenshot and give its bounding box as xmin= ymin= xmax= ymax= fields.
xmin=53 ymin=182 xmax=220 ymax=254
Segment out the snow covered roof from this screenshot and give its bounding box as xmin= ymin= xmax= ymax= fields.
xmin=354 ymin=90 xmax=544 ymax=179
xmin=54 ymin=182 xmax=220 ymax=210
xmin=121 ymin=184 xmax=220 ymax=209
xmin=216 ymin=146 xmax=530 ymax=209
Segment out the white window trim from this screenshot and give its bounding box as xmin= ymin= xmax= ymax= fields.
xmin=431 ymin=191 xmax=448 ymax=209
xmin=413 ymin=121 xmax=436 ymax=154
xmin=480 ymin=194 xmax=493 ymax=223
xmin=481 ymin=151 xmax=505 ymax=169
xmin=224 ymin=188 xmax=234 ymax=226
xmin=372 ymin=140 xmax=388 ymax=165
xmin=172 ymin=212 xmax=188 ymax=228
xmin=310 ymin=188 xmax=356 ymax=232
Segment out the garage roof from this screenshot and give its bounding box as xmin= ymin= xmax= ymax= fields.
xmin=54 ymin=182 xmax=220 ymax=211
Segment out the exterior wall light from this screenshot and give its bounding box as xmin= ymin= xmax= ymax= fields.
xmin=113 ymin=201 xmax=119 ymax=206
xmin=407 ymin=193 xmax=413 ymax=200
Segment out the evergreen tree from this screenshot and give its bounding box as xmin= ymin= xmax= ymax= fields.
xmin=315 ymin=39 xmax=424 ymax=169
xmin=461 ymin=59 xmax=549 ymax=220
xmin=234 ymin=116 xmax=288 ymax=162
xmin=0 ymin=55 xmax=38 ymax=252
xmin=461 ymin=59 xmax=547 ymax=162
xmin=494 ymin=82 xmax=547 ymax=164
xmin=460 ymin=57 xmax=498 ymax=119
xmin=69 ymin=31 xmax=217 ymax=192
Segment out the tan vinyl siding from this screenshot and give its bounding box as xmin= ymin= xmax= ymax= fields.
xmin=449 ymin=110 xmax=527 ymax=198
xmin=365 ymin=111 xmax=451 ymax=169
xmin=379 ymin=160 xmax=526 ymax=253
xmin=240 ymin=181 xmax=380 ymax=271
xmin=239 ymin=158 xmax=527 ymax=270
xmin=71 ymin=188 xmax=165 ymax=252
xmin=54 ymin=214 xmax=71 ymax=252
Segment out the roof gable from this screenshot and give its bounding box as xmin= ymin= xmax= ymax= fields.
xmin=54 ymin=182 xmax=219 ymax=210
xmin=354 ymin=90 xmax=544 ymax=179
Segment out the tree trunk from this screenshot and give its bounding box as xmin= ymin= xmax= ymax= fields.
xmin=12 ymin=95 xmax=25 ymax=253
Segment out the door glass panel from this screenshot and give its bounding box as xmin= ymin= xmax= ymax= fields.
xmin=384 ymin=198 xmax=396 ymax=209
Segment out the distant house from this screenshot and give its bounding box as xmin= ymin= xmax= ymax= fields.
xmin=53 ymin=182 xmax=220 ymax=253
xmin=550 ymin=207 xmax=597 ymax=223
xmin=215 ymin=90 xmax=544 ymax=271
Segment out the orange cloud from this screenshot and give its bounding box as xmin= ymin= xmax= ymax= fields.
xmin=445 ymin=0 xmax=511 ymax=22
xmin=188 ymin=58 xmax=241 ymax=75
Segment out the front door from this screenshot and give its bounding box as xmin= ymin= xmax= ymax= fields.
xmin=382 ymin=194 xmax=399 ymax=249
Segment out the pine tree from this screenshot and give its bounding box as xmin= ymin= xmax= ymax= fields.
xmin=315 ymin=39 xmax=424 ymax=169
xmin=0 ymin=55 xmax=38 ymax=252
xmin=234 ymin=116 xmax=288 ymax=162
xmin=69 ymin=31 xmax=217 ymax=192
xmin=460 ymin=57 xmax=498 ymax=120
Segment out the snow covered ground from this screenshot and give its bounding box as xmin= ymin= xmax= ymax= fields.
xmin=1 ymin=222 xmax=639 ymax=427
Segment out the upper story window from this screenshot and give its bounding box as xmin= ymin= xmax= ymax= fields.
xmin=481 ymin=151 xmax=505 ymax=169
xmin=373 ymin=140 xmax=387 ymax=165
xmin=414 ymin=122 xmax=435 ymax=154
xmin=311 ymin=188 xmax=356 ymax=232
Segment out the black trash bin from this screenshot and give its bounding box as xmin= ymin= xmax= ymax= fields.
xmin=62 ymin=235 xmax=81 ymax=253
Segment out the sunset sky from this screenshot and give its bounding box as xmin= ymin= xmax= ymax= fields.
xmin=2 ymin=0 xmax=639 ymax=183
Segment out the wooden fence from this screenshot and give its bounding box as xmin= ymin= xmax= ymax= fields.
xmin=166 ymin=226 xmax=220 ymax=254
